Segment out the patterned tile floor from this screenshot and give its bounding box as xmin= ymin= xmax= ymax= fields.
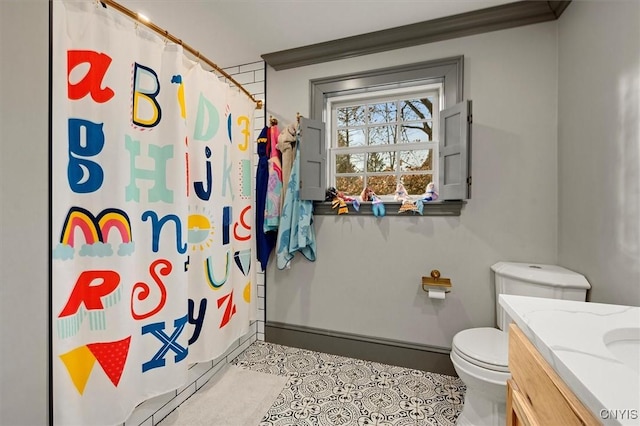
xmin=231 ymin=341 xmax=466 ymax=426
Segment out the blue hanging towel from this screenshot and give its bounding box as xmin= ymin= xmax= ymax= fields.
xmin=255 ymin=126 xmax=276 ymax=271
xmin=276 ymin=132 xmax=316 ymax=269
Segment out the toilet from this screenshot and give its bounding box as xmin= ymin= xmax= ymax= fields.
xmin=450 ymin=262 xmax=591 ymax=426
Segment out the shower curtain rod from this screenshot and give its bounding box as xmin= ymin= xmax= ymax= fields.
xmin=99 ymin=0 xmax=263 ymax=109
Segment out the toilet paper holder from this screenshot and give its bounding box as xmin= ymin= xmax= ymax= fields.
xmin=421 ymin=269 xmax=452 ymax=293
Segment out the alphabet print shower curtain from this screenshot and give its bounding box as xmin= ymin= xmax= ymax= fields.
xmin=52 ymin=2 xmax=256 ymax=424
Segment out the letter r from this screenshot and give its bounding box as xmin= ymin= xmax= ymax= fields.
xmin=58 ymin=270 xmax=121 ymax=318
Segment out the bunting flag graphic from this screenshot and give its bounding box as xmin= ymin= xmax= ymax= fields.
xmin=234 ymin=249 xmax=252 ymax=276
xmin=86 ymin=337 xmax=131 ymax=387
xmin=60 ymin=337 xmax=131 ymax=394
xmin=52 ymin=2 xmax=256 ymax=424
xmin=59 ymin=346 xmax=96 ymax=395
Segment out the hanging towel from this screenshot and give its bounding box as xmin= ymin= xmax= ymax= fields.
xmin=276 ymin=131 xmax=317 ymax=269
xmin=264 ymin=124 xmax=282 ymax=232
xmin=277 ymin=122 xmax=297 ymax=209
xmin=255 ymin=126 xmax=276 ymax=271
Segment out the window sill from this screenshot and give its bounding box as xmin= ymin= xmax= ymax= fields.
xmin=313 ymin=200 xmax=465 ymax=216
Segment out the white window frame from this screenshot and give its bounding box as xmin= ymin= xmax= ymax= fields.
xmin=326 ymin=83 xmax=443 ymax=200
xmin=308 ymin=56 xmax=466 ymax=210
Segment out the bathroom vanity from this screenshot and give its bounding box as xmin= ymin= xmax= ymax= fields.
xmin=507 ymin=324 xmax=599 ymax=425
xmin=499 ymin=295 xmax=640 ymax=426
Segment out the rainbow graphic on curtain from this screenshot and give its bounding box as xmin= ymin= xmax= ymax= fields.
xmin=52 ymin=2 xmax=256 ymax=424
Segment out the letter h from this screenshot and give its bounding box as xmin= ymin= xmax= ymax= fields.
xmin=125 ymin=135 xmax=174 ymax=203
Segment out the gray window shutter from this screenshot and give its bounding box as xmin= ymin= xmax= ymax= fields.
xmin=439 ymin=100 xmax=471 ymax=200
xmin=299 ymin=117 xmax=326 ymax=200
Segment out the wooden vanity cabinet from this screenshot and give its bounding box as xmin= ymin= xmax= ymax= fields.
xmin=506 ymin=324 xmax=601 ymax=426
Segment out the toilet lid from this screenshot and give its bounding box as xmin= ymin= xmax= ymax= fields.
xmin=452 ymin=328 xmax=509 ymax=372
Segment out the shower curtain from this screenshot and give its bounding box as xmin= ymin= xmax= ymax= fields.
xmin=51 ymin=2 xmax=255 ymax=424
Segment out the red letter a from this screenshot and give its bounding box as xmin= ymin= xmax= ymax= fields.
xmin=67 ymin=50 xmax=115 ymax=103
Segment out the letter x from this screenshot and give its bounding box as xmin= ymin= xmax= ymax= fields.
xmin=141 ymin=315 xmax=188 ymax=372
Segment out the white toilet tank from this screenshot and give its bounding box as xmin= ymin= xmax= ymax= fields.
xmin=491 ymin=262 xmax=591 ymax=330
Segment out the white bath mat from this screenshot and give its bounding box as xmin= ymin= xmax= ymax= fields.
xmin=159 ymin=365 xmax=288 ymax=426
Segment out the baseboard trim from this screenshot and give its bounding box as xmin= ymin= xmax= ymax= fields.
xmin=265 ymin=321 xmax=457 ymax=376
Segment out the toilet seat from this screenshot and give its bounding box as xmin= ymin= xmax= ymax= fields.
xmin=452 ymin=327 xmax=509 ymax=373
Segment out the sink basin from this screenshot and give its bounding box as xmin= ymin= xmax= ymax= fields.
xmin=603 ymin=327 xmax=640 ymax=373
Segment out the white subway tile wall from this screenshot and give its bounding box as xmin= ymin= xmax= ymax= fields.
xmin=122 ymin=61 xmax=266 ymax=426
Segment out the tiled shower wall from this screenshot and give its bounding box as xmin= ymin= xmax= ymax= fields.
xmin=224 ymin=60 xmax=268 ymax=342
xmin=123 ymin=60 xmax=266 ymax=426
xmin=225 ymin=60 xmax=268 ymax=342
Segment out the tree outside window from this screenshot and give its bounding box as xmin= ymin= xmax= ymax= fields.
xmin=332 ymin=87 xmax=440 ymax=198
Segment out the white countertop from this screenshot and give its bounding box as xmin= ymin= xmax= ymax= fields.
xmin=499 ymin=295 xmax=640 ymax=426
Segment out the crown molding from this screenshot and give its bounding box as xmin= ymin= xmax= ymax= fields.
xmin=262 ymin=0 xmax=571 ymax=70
xmin=548 ymin=0 xmax=572 ymax=18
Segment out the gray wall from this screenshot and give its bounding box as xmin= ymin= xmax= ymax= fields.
xmin=558 ymin=0 xmax=640 ymax=306
xmin=0 ymin=0 xmax=50 ymax=425
xmin=266 ymin=22 xmax=560 ymax=349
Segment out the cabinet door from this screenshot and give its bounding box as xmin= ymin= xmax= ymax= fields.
xmin=509 ymin=325 xmax=601 ymax=426
xmin=507 ymin=379 xmax=541 ymax=426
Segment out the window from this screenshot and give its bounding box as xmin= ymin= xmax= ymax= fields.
xmin=306 ymin=56 xmax=470 ymax=211
xmin=328 ymin=84 xmax=441 ymax=199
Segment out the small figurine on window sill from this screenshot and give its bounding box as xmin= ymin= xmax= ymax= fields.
xmin=394 ymin=183 xmax=423 ymax=215
xmin=361 ymin=186 xmax=385 ymax=217
xmin=394 ymin=182 xmax=411 ymax=202
xmin=325 ymin=187 xmax=359 ymax=214
xmin=421 ymin=182 xmax=439 ymax=202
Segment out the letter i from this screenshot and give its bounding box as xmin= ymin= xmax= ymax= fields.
xmin=222 ymin=207 xmax=231 ymax=245
xmin=185 ymin=137 xmax=190 ymax=197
